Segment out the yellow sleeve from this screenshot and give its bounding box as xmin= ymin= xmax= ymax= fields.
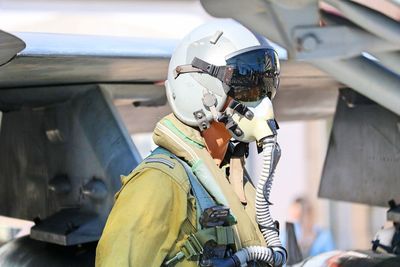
xmin=96 ymin=168 xmax=188 ymax=267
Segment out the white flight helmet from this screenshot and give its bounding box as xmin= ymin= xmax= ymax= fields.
xmin=165 ymin=19 xmax=280 ymax=134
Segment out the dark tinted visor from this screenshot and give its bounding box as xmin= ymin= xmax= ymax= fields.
xmin=225 ymin=47 xmax=280 ymax=102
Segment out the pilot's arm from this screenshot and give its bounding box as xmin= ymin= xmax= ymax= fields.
xmin=96 ymin=168 xmax=187 ymax=267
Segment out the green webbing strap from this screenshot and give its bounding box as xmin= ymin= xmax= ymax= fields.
xmin=151 ymin=147 xmax=217 ymax=214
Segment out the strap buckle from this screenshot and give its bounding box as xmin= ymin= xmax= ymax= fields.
xmin=182 ymin=234 xmax=204 ymax=260
xmin=200 ymin=205 xmax=230 ymax=228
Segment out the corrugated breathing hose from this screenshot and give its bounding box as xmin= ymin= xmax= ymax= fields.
xmin=233 ymin=137 xmax=287 ymax=266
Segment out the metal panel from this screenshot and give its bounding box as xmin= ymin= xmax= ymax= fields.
xmin=372 ymin=51 xmax=400 ymax=75
xmin=0 ymin=86 xmax=141 ymax=245
xmin=319 ymin=89 xmax=400 ymax=207
xmin=201 ymin=0 xmax=320 ymax=56
xmin=313 ymin=56 xmax=400 ymax=116
xmin=292 ymin=25 xmax=400 ymax=60
xmin=30 ymin=209 xmax=99 ymax=246
xmin=325 ymin=0 xmax=400 ymax=44
xmin=0 ymin=56 xmax=169 ymax=88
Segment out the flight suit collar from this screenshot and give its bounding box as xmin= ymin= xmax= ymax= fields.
xmin=158 ymin=113 xmax=205 ymax=148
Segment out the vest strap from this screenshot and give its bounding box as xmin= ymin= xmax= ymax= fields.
xmin=151 ymin=147 xmax=216 ymax=214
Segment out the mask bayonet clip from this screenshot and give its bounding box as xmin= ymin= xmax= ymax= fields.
xmin=217 ymin=113 xmax=243 ymax=138
xmin=228 ymin=100 xmax=254 ymax=120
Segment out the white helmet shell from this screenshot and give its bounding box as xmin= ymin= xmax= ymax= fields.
xmin=166 ymin=19 xmax=271 ymax=127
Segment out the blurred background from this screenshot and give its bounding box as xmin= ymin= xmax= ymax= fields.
xmin=0 ymin=0 xmax=395 ymax=256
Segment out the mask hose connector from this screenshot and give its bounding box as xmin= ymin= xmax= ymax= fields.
xmin=233 ymin=136 xmax=287 ymax=267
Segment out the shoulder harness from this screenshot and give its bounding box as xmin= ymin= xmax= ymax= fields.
xmin=145 ymin=147 xmax=238 ymax=266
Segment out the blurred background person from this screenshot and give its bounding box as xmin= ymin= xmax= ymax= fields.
xmin=288 ymin=197 xmax=336 ymax=257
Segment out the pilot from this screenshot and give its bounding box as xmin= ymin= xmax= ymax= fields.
xmin=96 ymin=19 xmax=287 ymax=267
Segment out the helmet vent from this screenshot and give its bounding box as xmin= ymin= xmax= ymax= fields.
xmin=209 ymin=31 xmax=223 ymax=45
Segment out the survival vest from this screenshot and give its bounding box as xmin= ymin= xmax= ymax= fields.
xmin=145 ymin=147 xmax=239 ymax=266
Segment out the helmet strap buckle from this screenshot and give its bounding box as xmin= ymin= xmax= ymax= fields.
xmin=227 ymin=100 xmax=254 ymax=120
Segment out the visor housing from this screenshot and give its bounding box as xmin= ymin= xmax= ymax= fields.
xmin=225 ymin=47 xmax=280 ymax=102
xmin=174 ymin=46 xmax=280 ymax=102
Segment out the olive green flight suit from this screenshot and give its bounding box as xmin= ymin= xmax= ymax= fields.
xmin=96 ymin=114 xmax=266 ymax=267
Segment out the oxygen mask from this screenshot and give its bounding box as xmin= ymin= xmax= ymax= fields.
xmin=218 ymin=97 xmax=278 ymax=144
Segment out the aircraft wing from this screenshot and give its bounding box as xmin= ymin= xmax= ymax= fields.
xmin=0 ymin=31 xmax=175 ymax=88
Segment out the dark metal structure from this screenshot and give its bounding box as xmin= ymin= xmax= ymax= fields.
xmin=319 ymin=88 xmax=400 ymax=207
xmin=0 ymin=86 xmax=141 ymax=245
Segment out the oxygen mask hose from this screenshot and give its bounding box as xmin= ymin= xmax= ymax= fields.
xmin=233 ymin=136 xmax=287 ymax=267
